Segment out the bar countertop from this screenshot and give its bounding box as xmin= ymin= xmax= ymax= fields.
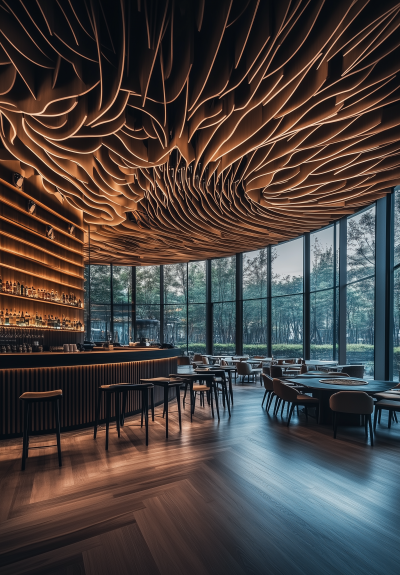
xmin=0 ymin=347 xmax=180 ymax=370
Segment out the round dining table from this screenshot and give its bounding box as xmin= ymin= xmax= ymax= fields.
xmin=284 ymin=376 xmax=394 ymax=424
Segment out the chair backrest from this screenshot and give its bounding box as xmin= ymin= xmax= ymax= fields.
xmin=341 ymin=365 xmax=364 ymax=378
xmin=326 ymin=372 xmax=348 ymax=377
xmin=300 ymin=364 xmax=308 ymax=374
xmin=177 ymin=356 xmax=191 ymax=366
xmin=193 ymin=354 xmax=203 ymax=362
xmin=273 ymin=379 xmax=298 ymax=402
xmin=261 ymin=373 xmax=274 ymax=391
xmin=253 ymin=355 xmax=265 ymax=359
xmin=329 ymin=391 xmax=373 ymax=414
xmin=201 ymin=356 xmax=209 ymax=364
xmin=270 ymin=365 xmax=283 ymax=378
xmin=236 ymin=362 xmax=252 ymax=376
xmin=221 ymin=359 xmax=228 ymax=366
xmin=277 ymin=359 xmax=283 ymax=365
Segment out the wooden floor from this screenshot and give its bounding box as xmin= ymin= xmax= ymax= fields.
xmin=1 ymin=385 xmax=400 ymax=575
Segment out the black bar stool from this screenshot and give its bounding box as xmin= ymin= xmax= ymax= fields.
xmin=140 ymin=377 xmax=182 ymax=438
xmin=94 ymin=383 xmax=154 ymax=449
xmin=19 ymin=390 xmax=62 ymax=471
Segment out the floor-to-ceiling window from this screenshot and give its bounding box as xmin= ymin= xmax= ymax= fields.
xmin=393 ymin=186 xmax=400 ymax=380
xmin=188 ymin=260 xmax=207 ymax=354
xmin=112 ymin=266 xmax=132 ymax=345
xmin=310 ymin=225 xmax=339 ymax=360
xmin=243 ymin=248 xmax=268 ymax=356
xmin=271 ymin=238 xmax=303 ymax=359
xmin=164 ymin=263 xmax=187 ymax=351
xmin=85 ymin=265 xmax=111 ymax=342
xmin=346 ymin=206 xmax=376 ymax=377
xmin=136 ymin=265 xmax=160 ymax=342
xmin=212 ymin=256 xmax=236 ymax=354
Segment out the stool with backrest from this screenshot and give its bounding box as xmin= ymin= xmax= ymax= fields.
xmin=329 ymin=391 xmax=374 ymax=445
xmin=19 ymin=390 xmax=62 ymax=470
xmin=273 ymin=379 xmax=319 ymax=426
xmin=94 ymin=383 xmax=154 ymax=448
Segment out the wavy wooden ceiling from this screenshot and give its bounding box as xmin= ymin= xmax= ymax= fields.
xmin=0 ymin=1 xmax=400 ymax=264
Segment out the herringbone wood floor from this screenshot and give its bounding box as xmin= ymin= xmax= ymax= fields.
xmin=1 ymin=385 xmax=400 ymax=575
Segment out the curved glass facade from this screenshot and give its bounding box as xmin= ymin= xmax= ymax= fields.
xmin=85 ymin=189 xmax=400 ymax=379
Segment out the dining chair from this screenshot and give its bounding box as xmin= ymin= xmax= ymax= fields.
xmin=374 ymin=399 xmax=400 ymax=430
xmin=261 ymin=373 xmax=275 ymax=411
xmin=177 ymin=356 xmax=191 ymax=366
xmin=272 ymin=379 xmax=319 ymax=426
xmin=236 ymin=361 xmax=262 ymax=384
xmin=329 ymin=391 xmax=374 ymax=445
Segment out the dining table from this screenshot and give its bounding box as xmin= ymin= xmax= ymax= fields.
xmin=284 ymin=376 xmax=393 ymax=424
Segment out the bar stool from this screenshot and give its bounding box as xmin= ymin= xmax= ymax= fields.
xmin=19 ymin=390 xmax=62 ymax=471
xmin=94 ymin=383 xmax=154 ymax=449
xmin=140 ymin=377 xmax=182 ymax=438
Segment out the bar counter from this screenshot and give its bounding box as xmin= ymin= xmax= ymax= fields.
xmin=0 ymin=348 xmax=179 ymax=438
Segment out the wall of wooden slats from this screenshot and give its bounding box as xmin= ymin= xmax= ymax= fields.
xmin=0 ymin=356 xmax=177 ymax=438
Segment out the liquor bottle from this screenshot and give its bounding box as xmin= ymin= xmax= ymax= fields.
xmin=51 ymin=289 xmax=54 ymax=301
xmin=5 ymin=309 xmax=9 ymax=324
xmin=13 ymin=281 xmax=17 ymax=294
xmin=0 ymin=276 xmax=2 ymax=292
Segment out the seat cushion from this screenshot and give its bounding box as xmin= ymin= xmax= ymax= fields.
xmin=375 ymin=399 xmax=400 ymax=410
xmin=20 ymin=390 xmax=62 ymax=400
xmin=296 ymin=395 xmax=318 ymax=403
xmin=193 ymin=385 xmax=210 ymax=391
xmin=374 ymin=392 xmax=400 ymax=401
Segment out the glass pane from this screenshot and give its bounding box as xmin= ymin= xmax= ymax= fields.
xmin=188 ymin=303 xmax=206 ymax=354
xmin=90 ymin=265 xmax=110 ymax=303
xmin=243 ymin=298 xmax=268 ymax=356
xmin=188 ymin=261 xmax=206 ymax=303
xmin=112 ymin=266 xmax=132 ymax=303
xmin=136 ymin=266 xmax=160 ymax=304
xmin=136 ymin=304 xmax=160 ymax=342
xmin=271 ymin=294 xmax=303 ymax=358
xmin=346 ymin=277 xmax=374 ymax=378
xmin=90 ymin=303 xmax=111 ymax=342
xmin=310 ymin=289 xmax=335 ymax=360
xmin=164 ymin=263 xmax=187 ymax=304
xmin=113 ymin=304 xmax=131 ymax=345
xmin=393 ymin=186 xmax=400 ymax=380
xmin=347 ymin=206 xmax=375 ymax=283
xmin=211 ymin=257 xmax=236 ymax=302
xmin=164 ymin=303 xmax=187 ymax=350
xmin=213 ymin=302 xmax=236 ymax=354
xmin=243 ymin=248 xmax=268 ymax=299
xmin=310 ymin=226 xmax=334 ymax=291
xmin=271 ymin=238 xmax=303 ymax=296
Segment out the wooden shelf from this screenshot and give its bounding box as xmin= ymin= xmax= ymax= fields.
xmin=0 ymin=177 xmax=85 ymax=232
xmin=0 ymin=247 xmax=84 ymax=280
xmin=0 ymin=197 xmax=84 ymax=245
xmin=0 ymin=230 xmax=83 ymax=267
xmin=0 ymin=324 xmax=84 ymax=332
xmin=0 ymin=263 xmax=84 ymax=291
xmin=0 ymin=292 xmax=83 ymax=310
xmin=0 ymin=215 xmax=84 ymax=257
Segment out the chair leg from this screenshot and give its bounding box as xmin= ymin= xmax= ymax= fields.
xmin=394 ymin=412 xmax=398 ymax=424
xmin=116 ymin=391 xmax=121 ymax=438
xmin=176 ymin=386 xmax=181 ymax=430
xmin=151 ymin=387 xmax=155 ymax=422
xmin=225 ymin=384 xmax=231 ymax=417
xmin=280 ymin=400 xmax=286 ymax=417
xmin=378 ymin=409 xmax=382 ymax=424
xmin=183 ymin=382 xmax=188 ymax=405
xmin=21 ymin=402 xmax=29 ymax=471
xmin=262 ymin=389 xmax=267 ymax=407
xmin=214 ymin=385 xmax=220 ymax=420
xmin=55 ymin=399 xmax=62 ymax=467
xmin=164 ymin=386 xmax=169 ymax=439
xmin=144 ymin=390 xmax=149 ymax=446
xmin=209 ymin=387 xmax=214 ymax=418
xmin=373 ymin=406 xmax=379 ymax=431
xmin=121 ymin=391 xmax=127 ymax=427
xmin=94 ymin=391 xmax=102 ymax=439
xmin=368 ymin=414 xmax=373 ymax=446
xmin=304 ymin=406 xmax=308 ymax=422
xmin=388 ymin=410 xmax=392 ymax=429
xmin=105 ymin=393 xmax=110 ymax=450
xmin=287 ymin=404 xmax=295 ymax=427
xmin=333 ymin=412 xmax=338 ymax=439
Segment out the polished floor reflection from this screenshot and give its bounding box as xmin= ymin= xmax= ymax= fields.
xmin=0 ymin=386 xmax=399 ymax=575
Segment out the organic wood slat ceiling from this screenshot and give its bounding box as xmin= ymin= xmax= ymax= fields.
xmin=0 ymin=0 xmax=399 ymax=264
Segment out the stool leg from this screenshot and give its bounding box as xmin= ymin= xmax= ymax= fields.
xmin=151 ymin=387 xmax=154 ymax=421
xmin=176 ymin=386 xmax=181 ymax=430
xmin=144 ymin=390 xmax=149 ymax=446
xmin=373 ymin=406 xmax=379 ymax=430
xmin=55 ymin=399 xmax=62 ymax=467
xmin=21 ymin=402 xmax=29 ymax=471
xmin=116 ymin=391 xmax=121 ymax=438
xmin=94 ymin=390 xmax=102 ymax=439
xmin=164 ymin=386 xmax=169 ymax=439
xmin=105 ymin=393 xmax=110 ymax=450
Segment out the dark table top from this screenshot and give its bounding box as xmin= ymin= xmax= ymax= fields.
xmin=285 ymin=377 xmax=394 ymax=394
